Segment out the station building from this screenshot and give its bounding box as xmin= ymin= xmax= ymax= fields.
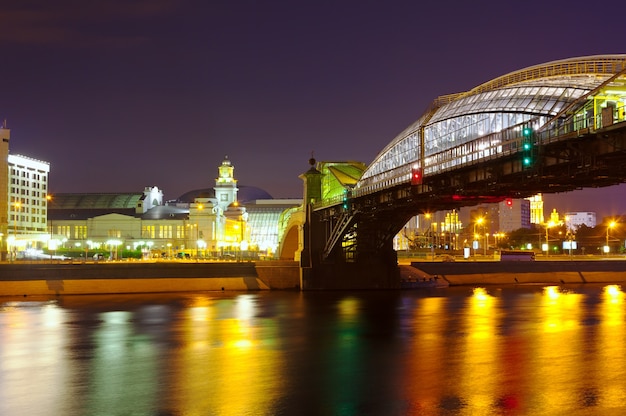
xmin=46 ymin=156 xmax=301 ymax=259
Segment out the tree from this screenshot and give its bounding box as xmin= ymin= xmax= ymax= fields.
xmin=506 ymin=227 xmax=542 ymax=250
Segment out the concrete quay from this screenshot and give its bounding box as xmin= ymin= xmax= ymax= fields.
xmin=0 ymin=260 xmax=301 ymax=296
xmin=411 ymin=260 xmax=626 ymax=286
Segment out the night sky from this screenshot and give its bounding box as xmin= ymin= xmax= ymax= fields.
xmin=1 ymin=0 xmax=625 ymax=219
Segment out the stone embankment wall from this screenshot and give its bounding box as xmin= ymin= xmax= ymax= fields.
xmin=412 ymin=261 xmax=626 ymax=285
xmin=0 ymin=261 xmax=301 ymax=296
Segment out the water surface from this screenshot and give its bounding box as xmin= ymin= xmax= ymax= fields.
xmin=1 ymin=284 xmax=625 ymax=415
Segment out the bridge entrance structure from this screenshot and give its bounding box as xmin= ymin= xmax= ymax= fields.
xmin=285 ymin=55 xmax=626 ymax=289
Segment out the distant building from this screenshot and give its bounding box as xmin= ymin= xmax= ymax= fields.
xmin=47 ymin=156 xmax=301 ymax=259
xmin=0 ymin=125 xmax=51 ymax=260
xmin=498 ymin=198 xmax=531 ymax=232
xmin=565 ymin=212 xmax=596 ymax=229
xmin=527 ymin=194 xmax=544 ymax=225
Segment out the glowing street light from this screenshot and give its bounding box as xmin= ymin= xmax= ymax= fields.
xmin=544 ymin=221 xmax=555 ymax=256
xmin=473 ymin=217 xmax=484 ymax=258
xmin=424 ymin=213 xmax=434 ymax=261
xmin=605 ymin=221 xmax=617 ymax=255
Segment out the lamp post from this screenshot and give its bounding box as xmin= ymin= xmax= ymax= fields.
xmin=606 ymin=221 xmax=616 ymax=255
xmin=196 ymin=203 xmax=204 ymax=260
xmin=544 ymin=221 xmax=555 ymax=256
xmin=12 ymin=201 xmax=20 ymax=260
xmin=425 ymin=213 xmax=434 ymax=261
xmin=86 ymin=240 xmax=92 ymax=262
xmin=474 ymin=217 xmax=484 ymax=258
xmin=196 ymin=224 xmax=200 ymax=261
xmin=485 ymin=233 xmax=489 ymax=256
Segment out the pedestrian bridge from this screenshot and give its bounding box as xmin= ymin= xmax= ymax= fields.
xmin=280 ymin=55 xmax=626 ymax=289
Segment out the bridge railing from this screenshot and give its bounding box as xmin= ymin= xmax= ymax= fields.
xmin=540 ymin=101 xmax=626 ymax=144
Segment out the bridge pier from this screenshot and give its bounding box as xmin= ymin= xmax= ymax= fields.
xmin=299 ymin=204 xmax=400 ymax=290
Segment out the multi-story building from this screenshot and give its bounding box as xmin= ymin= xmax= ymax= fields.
xmin=564 ymin=212 xmax=596 ymax=229
xmin=499 ymin=198 xmax=531 ymax=232
xmin=0 ymin=125 xmax=8 ymax=260
xmin=527 ymin=194 xmax=545 ymax=225
xmin=0 ymin=125 xmax=51 ymax=260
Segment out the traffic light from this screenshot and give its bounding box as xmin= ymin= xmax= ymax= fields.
xmin=411 ymin=166 xmax=423 ymax=185
xmin=342 ymin=188 xmax=349 ymax=210
xmin=505 ymin=198 xmax=513 ymax=207
xmin=522 ymin=126 xmax=534 ymax=167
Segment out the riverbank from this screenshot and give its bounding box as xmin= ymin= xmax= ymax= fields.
xmin=3 ymin=260 xmax=626 ymax=296
xmin=0 ymin=261 xmax=301 ymax=296
xmin=411 ymin=260 xmax=626 ymax=285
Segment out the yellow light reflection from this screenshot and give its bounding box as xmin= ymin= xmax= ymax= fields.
xmin=458 ymin=288 xmax=502 ymax=413
xmin=403 ymin=297 xmax=447 ymax=411
xmin=171 ymin=294 xmax=283 ymax=415
xmin=532 ymin=286 xmax=583 ymax=412
xmin=338 ymin=297 xmax=359 ymax=319
xmin=541 ymin=286 xmax=580 ymax=333
xmin=599 ymin=284 xmax=625 ymax=407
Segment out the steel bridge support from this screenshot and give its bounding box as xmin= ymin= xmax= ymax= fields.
xmin=299 ymin=204 xmax=401 ymax=290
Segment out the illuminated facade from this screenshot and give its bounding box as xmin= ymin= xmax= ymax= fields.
xmin=47 ymin=157 xmax=300 ymax=259
xmin=498 ymin=198 xmax=531 ymax=232
xmin=527 ymin=194 xmax=545 ymax=225
xmin=0 ymin=125 xmax=51 ymax=259
xmin=565 ymin=212 xmax=597 ymax=229
xmin=8 ymin=154 xmax=50 ymax=235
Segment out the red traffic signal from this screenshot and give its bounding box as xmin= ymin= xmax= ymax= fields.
xmin=505 ymin=198 xmax=513 ymax=207
xmin=411 ymin=167 xmax=423 ymax=185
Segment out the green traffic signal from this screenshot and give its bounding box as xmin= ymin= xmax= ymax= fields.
xmin=522 ymin=127 xmax=533 ymax=137
xmin=523 ymin=142 xmax=531 ymax=150
xmin=523 ymin=157 xmax=532 ymax=166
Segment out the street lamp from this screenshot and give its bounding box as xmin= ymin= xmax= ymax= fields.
xmin=46 ymin=194 xmax=53 ymax=261
xmin=544 ymin=221 xmax=555 ymax=256
xmin=485 ymin=233 xmax=489 ymax=256
xmin=424 ymin=213 xmax=434 ymax=261
xmin=474 ymin=217 xmax=484 ymax=258
xmin=11 ymin=201 xmax=21 ymax=260
xmin=606 ymin=221 xmax=616 ymax=255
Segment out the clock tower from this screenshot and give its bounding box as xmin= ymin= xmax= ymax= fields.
xmin=214 ymin=155 xmax=238 ymax=212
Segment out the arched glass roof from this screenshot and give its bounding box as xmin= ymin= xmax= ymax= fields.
xmin=359 ymin=55 xmax=626 ymax=186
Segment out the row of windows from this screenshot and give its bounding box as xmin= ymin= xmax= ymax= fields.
xmin=11 ymin=214 xmax=44 ymax=223
xmin=11 ymin=188 xmax=48 ymax=197
xmin=141 ymin=225 xmax=186 ymax=239
xmin=10 ymin=169 xmax=47 ymax=181
xmin=424 ymin=112 xmax=535 ymax=157
xmin=10 ymin=179 xmax=47 ymax=190
xmin=10 ymin=195 xmax=47 ymax=206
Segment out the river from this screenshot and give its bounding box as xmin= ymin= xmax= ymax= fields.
xmin=1 ymin=284 xmax=625 ymax=415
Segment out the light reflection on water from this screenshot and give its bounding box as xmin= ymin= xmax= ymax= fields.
xmin=1 ymin=285 xmax=626 ymax=415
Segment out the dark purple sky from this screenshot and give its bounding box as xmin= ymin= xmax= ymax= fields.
xmin=1 ymin=0 xmax=625 ymax=219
